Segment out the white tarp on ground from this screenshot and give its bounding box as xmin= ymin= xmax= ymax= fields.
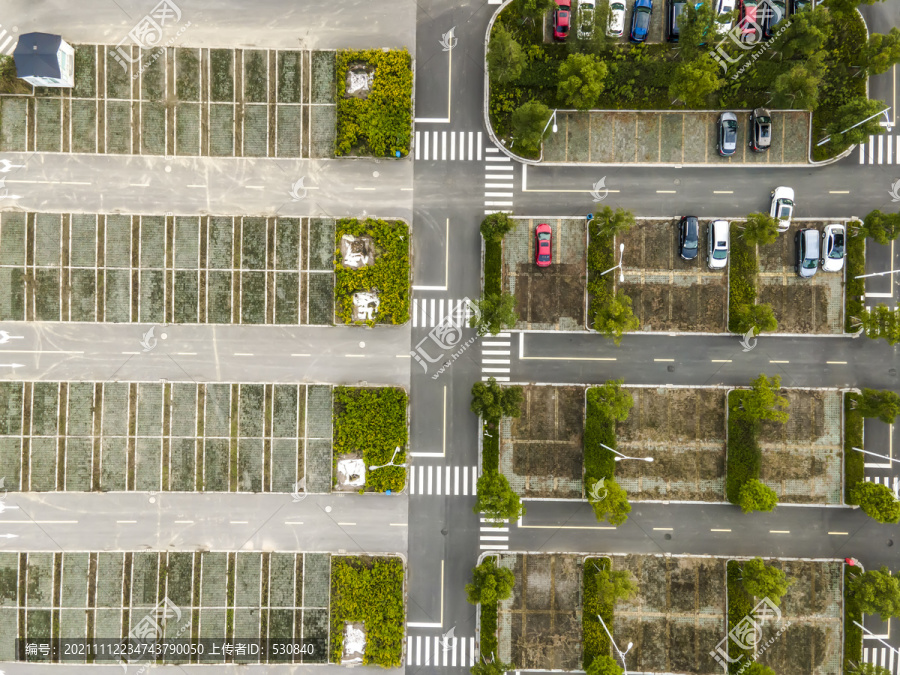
xmin=352 ymin=291 xmax=380 ymax=321
xmin=340 ymin=233 xmax=374 ymax=268
xmin=337 ymin=458 xmax=366 ymax=487
xmin=347 ymin=71 xmax=373 ymax=95
xmin=343 ymin=623 xmax=366 ymax=664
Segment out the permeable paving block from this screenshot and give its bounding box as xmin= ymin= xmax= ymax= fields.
xmin=0 ymin=268 xmax=25 ymax=321
xmin=104 ymin=269 xmax=131 ymax=322
xmin=176 ymin=49 xmax=200 ymax=101
xmin=174 ymin=216 xmax=200 ymax=268
xmin=277 ymin=52 xmax=302 ymax=104
xmin=241 ymin=218 xmax=267 ymax=270
xmin=106 ymin=55 xmax=132 ymax=99
xmin=69 ymin=214 xmax=99 ymax=266
xmin=26 ymin=553 xmax=54 ymax=607
xmin=273 ymin=385 xmax=300 ymax=437
xmin=240 ymin=272 xmax=266 ymax=324
xmin=0 ymin=437 xmax=22 ymax=489
xmin=139 ymin=269 xmax=165 ymax=322
xmin=305 ymin=386 xmax=331 ymax=439
xmin=208 ymin=217 xmax=235 ymax=268
xmin=70 ymin=270 xmax=97 ymax=321
xmin=61 ymin=553 xmax=90 ymax=607
xmin=311 ymin=51 xmax=335 ymax=104
xmin=0 ymin=608 xmax=17 ymax=659
xmin=239 ymin=384 xmax=265 ymax=437
xmin=99 ymin=437 xmax=127 ymax=491
xmin=101 ymin=383 xmax=130 ymax=436
xmin=34 ymin=213 xmax=62 ymax=267
xmin=174 ymin=271 xmax=200 ymax=323
xmin=135 ymin=437 xmax=162 ymax=491
xmin=307 ymin=273 xmax=334 ymax=325
xmin=243 ymin=50 xmax=268 ymax=103
xmin=136 ymin=383 xmax=163 ymax=437
xmin=302 ymin=553 xmax=330 ymax=607
xmin=106 ymin=101 xmax=133 ymax=154
xmin=104 ymin=215 xmax=133 ymax=267
xmin=234 ymin=608 xmax=260 ymax=649
xmin=64 ymin=438 xmax=92 ymax=491
xmin=131 ymin=552 xmax=159 ymax=606
xmin=308 ymin=218 xmax=333 ymax=271
xmin=67 ymin=383 xmax=95 ymax=436
xmin=309 ymin=106 xmax=336 ymax=159
xmin=140 ymin=49 xmax=165 ymax=101
xmin=209 ymin=104 xmax=235 ymax=156
xmin=73 ymin=45 xmax=97 ymax=98
xmin=169 ymin=438 xmax=196 ymax=491
xmin=29 ymin=438 xmax=58 ymax=491
xmin=175 ymin=103 xmax=200 ymax=155
xmin=204 ymin=384 xmax=232 ymax=438
xmin=26 ymin=609 xmax=52 ymax=642
xmin=269 ymin=608 xmax=294 ymax=642
xmin=95 ymin=553 xmax=125 ymax=607
xmin=171 ymin=384 xmax=198 ymax=437
xmin=199 ymin=552 xmax=228 ymax=606
xmin=0 ymin=212 xmax=27 ymax=266
xmin=35 ymin=98 xmax=62 ymax=153
xmin=72 ymin=99 xmax=98 ymax=153
xmin=94 ymin=608 xmax=122 ymax=639
xmin=34 ymin=269 xmax=61 ymax=320
xmin=275 ymin=218 xmax=300 ymax=270
xmin=165 ymin=552 xmax=194 ymax=609
xmin=203 ymin=438 xmax=229 ymax=491
xmin=235 ymin=553 xmax=262 ymax=606
xmin=0 ymin=381 xmax=24 ymax=434
xmin=0 ymin=553 xmax=18 ymax=605
xmin=141 ymin=102 xmax=166 ymax=155
xmin=268 ymin=553 xmax=296 ymax=607
xmin=0 ymin=98 xmax=28 ymax=151
xmin=210 ymin=50 xmax=235 ymax=102
xmin=242 ymin=104 xmax=269 ymax=157
xmin=271 ymin=438 xmax=299 ymax=492
xmin=140 ymin=216 xmax=166 ymax=269
xmin=198 ymin=609 xmax=226 ymax=662
xmin=237 ymin=438 xmax=263 ymax=492
xmin=207 ymin=270 xmax=233 ymax=323
xmin=59 ymin=609 xmax=88 ymax=647
xmin=275 ymin=273 xmax=299 ymax=324
xmin=301 ymin=608 xmax=329 ymax=660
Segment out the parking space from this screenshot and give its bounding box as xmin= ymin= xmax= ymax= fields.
xmin=545 ymin=110 xmax=810 ymax=164
xmin=757 ymin=221 xmax=845 ymax=334
xmin=0 ymin=45 xmax=336 ymax=158
xmin=0 ymin=381 xmax=338 ymax=493
xmin=618 ymin=219 xmax=728 ymax=332
xmin=502 ymin=218 xmax=586 ymax=330
xmin=0 ymin=551 xmax=331 ymax=663
xmin=0 ymin=212 xmax=335 ymax=325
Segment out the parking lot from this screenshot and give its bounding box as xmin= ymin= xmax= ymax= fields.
xmin=0 ymin=45 xmax=336 ymax=158
xmin=758 ymin=221 xmax=845 ymax=334
xmin=0 ymin=551 xmax=331 ymax=663
xmin=502 ymin=218 xmax=586 ymax=330
xmin=542 ymin=110 xmax=810 ymax=164
xmin=618 ymin=219 xmax=728 ymax=333
xmin=0 ymin=381 xmax=336 ymax=494
xmin=0 ymin=212 xmax=335 ymax=325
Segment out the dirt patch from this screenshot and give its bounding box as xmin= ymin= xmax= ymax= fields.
xmin=498 ymin=553 xmax=583 ymax=670
xmin=615 ymin=387 xmax=727 ymax=501
xmin=500 ymin=386 xmax=585 ymax=499
xmin=503 ymin=218 xmax=586 ymax=330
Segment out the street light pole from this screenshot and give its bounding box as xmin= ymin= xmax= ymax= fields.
xmin=817 ymin=106 xmax=891 ymax=146
xmin=599 ymin=441 xmax=653 ymax=463
xmin=596 ymin=614 xmax=633 ymax=675
xmin=600 ymin=243 xmax=626 ymax=283
xmin=854 ymin=269 xmax=900 ymax=279
xmin=541 ymin=109 xmax=559 ymax=136
xmin=852 ymin=447 xmax=900 ymax=466
xmin=368 ymin=447 xmax=408 ymax=471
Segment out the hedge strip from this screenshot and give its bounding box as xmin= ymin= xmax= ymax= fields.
xmin=586 ymin=224 xmax=615 ymax=329
xmin=485 ymin=240 xmax=502 ymax=297
xmin=845 ymin=230 xmax=865 ymax=333
xmin=844 ymin=568 xmax=863 ymax=673
xmin=483 ymin=416 xmax=500 ymax=473
xmin=725 ymin=391 xmax=762 ymax=504
xmin=844 ymin=392 xmax=864 ymax=505
xmin=583 ymin=388 xmax=616 ymax=485
xmin=582 ymin=557 xmax=613 ymax=669
xmin=480 ymin=598 xmax=498 ymax=662
xmin=728 ymin=224 xmax=758 ymax=333
xmin=726 ymin=560 xmax=754 ymax=672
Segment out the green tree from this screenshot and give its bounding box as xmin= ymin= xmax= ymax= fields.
xmin=593 ymin=206 xmax=635 ymax=239
xmin=771 ymin=60 xmax=822 ymax=110
xmin=592 ymin=289 xmax=639 ymax=345
xmin=481 ymin=212 xmax=515 ymax=243
xmin=586 ymin=654 xmax=624 ymax=675
xmin=737 ymin=374 xmax=790 ymax=423
xmin=848 ymin=566 xmax=900 ymax=620
xmin=826 ymin=98 xmax=888 ymax=148
xmin=592 ymin=566 xmax=637 ymax=604
xmin=487 ymin=25 xmax=526 ymax=84
xmin=516 ymin=0 xmax=558 ymax=21
xmin=668 ymin=54 xmax=722 ymax=107
xmin=778 ymin=12 xmax=831 ymax=60
xmin=474 ymin=472 xmax=525 ymax=522
xmin=587 ymin=476 xmax=632 ymax=526
xmin=558 ymin=53 xmax=609 ymax=110
xmin=856 ymin=389 xmax=900 ymax=424
xmin=510 ymin=100 xmax=552 ymax=156
xmin=861 ymin=209 xmax=900 ymax=245
xmin=675 ymin=0 xmax=717 ymax=58
xmin=471 ymin=658 xmax=515 ymax=675
xmin=589 ymin=379 xmax=634 ymax=422
xmin=851 ymin=482 xmax=900 ymax=524
xmin=741 ymin=212 xmax=780 ymax=246
xmin=466 ymin=558 xmax=515 ymax=605
xmin=858 ymin=305 xmax=900 ymax=345
xmin=471 ymin=378 xmax=524 ymax=420
xmin=471 ymin=293 xmax=519 ymax=336
xmin=738 ymin=479 xmax=778 ymax=514
xmin=743 ymin=664 xmax=778 ymax=675
xmin=862 ymin=28 xmax=900 ymax=75
xmin=731 ymin=303 xmax=778 ymax=335
xmin=851 ymin=664 xmax=893 ymax=675
xmin=740 ymin=557 xmax=795 ymax=604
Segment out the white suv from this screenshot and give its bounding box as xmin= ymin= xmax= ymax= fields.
xmin=607 ymin=1 xmax=626 ymax=36
xmin=820 ymin=224 xmax=845 ymax=272
xmin=708 ymin=220 xmax=730 ymax=269
xmin=770 ymin=186 xmax=794 ymax=232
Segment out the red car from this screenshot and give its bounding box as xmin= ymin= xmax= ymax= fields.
xmin=535 ymin=223 xmax=552 ymax=267
xmin=553 ymin=0 xmax=571 ymax=40
xmin=738 ymin=0 xmax=758 ymax=42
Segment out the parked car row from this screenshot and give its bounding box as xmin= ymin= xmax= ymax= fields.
xmin=796 ymin=224 xmax=845 ymax=278
xmin=678 ymin=217 xmax=730 ymax=269
xmin=715 ymin=108 xmax=773 ymax=156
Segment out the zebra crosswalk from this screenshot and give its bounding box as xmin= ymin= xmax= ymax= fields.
xmin=480 ymin=517 xmax=510 ymax=550
xmin=484 ymin=147 xmax=514 ymax=215
xmin=406 ymin=635 xmax=476 ymax=668
xmin=481 ymin=332 xmax=511 ymax=382
xmin=865 ymin=475 xmax=899 ymax=497
xmin=865 ymin=646 xmax=899 ymax=674
xmin=412 ymin=297 xmax=474 ymax=328
xmin=409 ymin=465 xmax=479 ymax=495
xmin=0 ymin=25 xmax=16 ymax=55
xmin=415 ymin=130 xmax=483 ymax=161
xmin=857 ymin=135 xmax=900 ymax=164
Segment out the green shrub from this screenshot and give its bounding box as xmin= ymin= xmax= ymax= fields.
xmin=582 ymin=557 xmax=612 ymax=668
xmin=845 ymin=392 xmax=864 ymax=505
xmin=728 ymin=223 xmax=759 ymax=333
xmin=333 ymin=387 xmax=408 ymax=492
xmin=483 ymin=418 xmax=500 ymax=473
xmin=845 ymin=228 xmax=866 ymax=332
xmin=335 ymin=49 xmax=412 ymax=157
xmin=485 ymin=240 xmax=502 ymax=297
xmin=844 ymin=567 xmax=863 ymax=674
xmin=480 ymin=598 xmax=499 ymax=661
xmin=334 ymin=218 xmax=410 ymax=325
xmin=725 ymin=391 xmax=762 ymax=504
xmin=726 ymin=560 xmax=754 ymax=671
xmin=584 ymin=386 xmax=620 ymax=484
xmin=0 ymin=55 xmax=31 ymax=95
xmin=330 ymin=556 xmax=405 ymax=667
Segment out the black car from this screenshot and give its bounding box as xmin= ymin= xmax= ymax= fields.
xmin=679 ymin=216 xmax=699 ymax=261
xmin=717 ymin=111 xmax=738 ymax=156
xmin=789 ymin=0 xmax=811 ymax=12
xmin=761 ymin=0 xmax=786 ymax=38
xmin=665 ymin=0 xmax=687 ymax=41
xmin=749 ymin=107 xmax=772 ymax=152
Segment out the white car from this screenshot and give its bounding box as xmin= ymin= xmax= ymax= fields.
xmin=577 ymin=0 xmax=596 ymax=38
xmin=770 ymin=186 xmax=794 ymax=232
xmin=820 ymin=224 xmax=845 ymax=272
xmin=707 ymin=220 xmax=730 ymax=269
xmin=607 ymin=1 xmax=626 ymax=36
xmin=716 ymin=0 xmax=735 ymax=34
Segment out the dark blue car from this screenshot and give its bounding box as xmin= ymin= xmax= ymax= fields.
xmin=630 ymin=0 xmax=653 ymax=42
